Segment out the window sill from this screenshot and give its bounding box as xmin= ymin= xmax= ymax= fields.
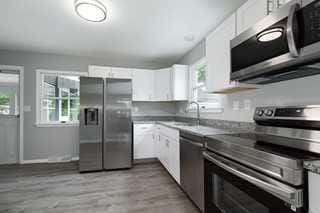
xmin=35 ymin=123 xmax=79 ymax=128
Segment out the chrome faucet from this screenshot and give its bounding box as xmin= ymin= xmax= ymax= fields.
xmin=185 ymin=101 xmax=200 ymax=126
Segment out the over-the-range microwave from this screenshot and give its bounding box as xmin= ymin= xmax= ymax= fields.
xmin=231 ymin=0 xmax=320 ymax=84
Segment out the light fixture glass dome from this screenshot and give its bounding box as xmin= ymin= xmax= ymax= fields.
xmin=75 ymin=0 xmax=107 ymax=22
xmin=257 ymin=28 xmax=284 ymax=42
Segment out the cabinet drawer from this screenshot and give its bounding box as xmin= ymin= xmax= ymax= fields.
xmin=134 ymin=124 xmax=154 ymax=135
xmin=158 ymin=125 xmax=179 ymax=140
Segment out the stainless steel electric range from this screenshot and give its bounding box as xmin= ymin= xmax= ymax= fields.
xmin=203 ymin=105 xmax=320 ymax=213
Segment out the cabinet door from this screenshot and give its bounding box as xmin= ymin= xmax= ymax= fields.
xmin=171 ymin=65 xmax=189 ymax=101
xmin=236 ymin=0 xmax=269 ymax=35
xmin=206 ymin=14 xmax=237 ymax=93
xmin=154 ymin=68 xmax=172 ymax=101
xmin=309 ymin=172 xmax=320 ymax=213
xmin=274 ymin=0 xmax=293 ymax=10
xmin=170 ymin=139 xmax=180 ymax=184
xmin=133 ymin=133 xmax=155 ymax=159
xmin=111 ymin=67 xmax=132 ymax=79
xmin=159 ymin=135 xmax=170 ymax=170
xmin=153 ymin=126 xmax=160 ymax=158
xmin=132 ymin=69 xmax=155 ymax=101
xmin=158 ymin=134 xmax=165 ymax=166
xmin=133 ymin=124 xmax=156 ymax=159
xmin=88 ymin=65 xmax=112 ymax=78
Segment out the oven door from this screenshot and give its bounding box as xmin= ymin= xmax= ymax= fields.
xmin=203 ymin=151 xmax=306 ymax=213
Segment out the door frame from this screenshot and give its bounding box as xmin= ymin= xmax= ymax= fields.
xmin=0 ymin=65 xmax=24 ymax=163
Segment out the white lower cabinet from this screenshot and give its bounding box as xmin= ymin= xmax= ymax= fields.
xmin=134 ymin=123 xmax=180 ymax=184
xmin=133 ymin=124 xmax=156 ymax=159
xmin=309 ymin=172 xmax=320 ymax=213
xmin=156 ymin=125 xmax=180 ymax=184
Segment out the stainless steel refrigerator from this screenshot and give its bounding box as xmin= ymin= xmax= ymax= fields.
xmin=79 ymin=77 xmax=132 ymax=172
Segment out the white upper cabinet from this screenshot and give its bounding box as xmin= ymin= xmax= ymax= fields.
xmin=236 ymin=0 xmax=269 ymax=35
xmin=110 ymin=67 xmax=132 ymax=79
xmin=90 ymin=64 xmax=189 ymax=102
xmin=88 ymin=65 xmax=112 ymax=78
xmin=171 ymin=64 xmax=189 ymax=101
xmin=132 ymin=69 xmax=155 ymax=101
xmin=154 ymin=68 xmax=172 ymax=101
xmin=236 ymin=0 xmax=294 ymax=35
xmin=274 ymin=0 xmax=294 ymax=10
xmin=88 ymin=65 xmax=132 ymax=79
xmin=206 ymin=13 xmax=256 ymax=93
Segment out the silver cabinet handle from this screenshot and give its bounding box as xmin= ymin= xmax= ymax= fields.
xmin=203 ymin=152 xmax=303 ymax=208
xmin=267 ymin=0 xmax=274 ymax=15
xmin=287 ymin=3 xmax=300 ymax=58
xmin=166 ymin=139 xmax=170 ymax=147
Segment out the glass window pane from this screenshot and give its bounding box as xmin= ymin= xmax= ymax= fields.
xmin=0 ymin=93 xmax=10 ymax=115
xmin=43 ymin=75 xmax=58 ymax=98
xmin=70 ymin=99 xmax=80 ymax=121
xmin=70 ymin=88 xmax=79 ymax=98
xmin=197 ymin=64 xmax=206 ymax=85
xmin=0 ymin=72 xmax=20 ymax=115
xmin=61 ymin=99 xmax=69 ymax=117
xmin=41 ymin=99 xmax=58 ymax=122
xmin=61 ymin=89 xmax=69 ymax=98
xmin=40 ymin=73 xmax=80 ymax=123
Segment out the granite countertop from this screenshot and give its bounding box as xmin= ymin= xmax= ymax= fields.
xmin=134 ymin=119 xmax=320 ymax=174
xmin=156 ymin=121 xmax=234 ymax=136
xmin=304 ymin=161 xmax=320 ymax=175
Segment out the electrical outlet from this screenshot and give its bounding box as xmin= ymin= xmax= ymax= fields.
xmin=244 ymin=99 xmax=252 ymax=111
xmin=23 ymin=105 xmax=31 ymax=112
xmin=233 ymin=101 xmax=240 ymax=111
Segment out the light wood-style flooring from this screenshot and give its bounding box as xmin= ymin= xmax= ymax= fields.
xmin=0 ymin=162 xmax=199 ymax=213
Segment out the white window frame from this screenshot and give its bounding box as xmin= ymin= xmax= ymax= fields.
xmin=189 ymin=58 xmax=223 ymax=113
xmin=36 ymin=69 xmax=87 ymax=127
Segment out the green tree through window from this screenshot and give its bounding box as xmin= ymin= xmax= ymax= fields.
xmin=0 ymin=94 xmax=9 ymax=106
xmin=197 ymin=65 xmax=206 ymax=84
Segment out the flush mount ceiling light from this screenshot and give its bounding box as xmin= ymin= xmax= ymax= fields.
xmin=75 ymin=0 xmax=107 ymax=22
xmin=257 ymin=27 xmax=284 ymax=42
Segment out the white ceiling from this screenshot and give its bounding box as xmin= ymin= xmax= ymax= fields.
xmin=0 ymin=0 xmax=246 ymax=66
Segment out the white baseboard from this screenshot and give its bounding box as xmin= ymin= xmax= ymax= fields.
xmin=21 ymin=156 xmax=79 ymax=164
xmin=21 ymin=158 xmax=48 ymax=164
xmin=72 ymin=156 xmax=79 ymax=161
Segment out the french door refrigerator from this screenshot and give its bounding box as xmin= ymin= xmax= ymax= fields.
xmin=79 ymin=77 xmax=133 ymax=172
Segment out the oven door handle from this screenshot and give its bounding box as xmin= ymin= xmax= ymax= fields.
xmin=286 ymin=3 xmax=300 ymax=58
xmin=203 ymin=152 xmax=303 ymax=209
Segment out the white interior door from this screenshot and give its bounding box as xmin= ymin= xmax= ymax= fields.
xmin=0 ymin=71 xmax=20 ymax=165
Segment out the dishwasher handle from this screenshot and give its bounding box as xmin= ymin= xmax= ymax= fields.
xmin=180 ymin=137 xmax=204 ymax=148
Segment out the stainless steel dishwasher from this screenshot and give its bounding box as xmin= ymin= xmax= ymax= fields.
xmin=180 ymin=131 xmax=205 ymax=212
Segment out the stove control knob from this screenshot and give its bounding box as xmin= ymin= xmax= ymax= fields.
xmin=265 ymin=109 xmax=274 ymax=116
xmin=256 ymin=109 xmax=264 ymax=116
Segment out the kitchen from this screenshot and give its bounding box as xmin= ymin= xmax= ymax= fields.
xmin=1 ymin=0 xmax=320 ymax=212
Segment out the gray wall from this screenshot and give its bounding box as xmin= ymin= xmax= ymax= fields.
xmin=178 ymin=40 xmax=206 ymax=65
xmin=0 ymin=50 xmax=170 ymax=161
xmin=133 ymin=102 xmax=176 ymax=117
xmin=176 ymin=39 xmax=320 ymax=123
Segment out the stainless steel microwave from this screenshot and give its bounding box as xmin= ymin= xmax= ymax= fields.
xmin=231 ymin=0 xmax=320 ymax=84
